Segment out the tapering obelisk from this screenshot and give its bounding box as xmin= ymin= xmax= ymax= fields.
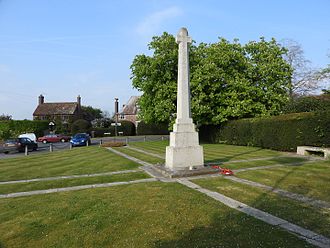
xmin=165 ymin=27 xmax=204 ymax=170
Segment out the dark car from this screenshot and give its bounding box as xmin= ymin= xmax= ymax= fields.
xmin=37 ymin=134 xmax=71 ymax=143
xmin=2 ymin=138 xmax=38 ymax=154
xmin=70 ymin=133 xmax=91 ymax=147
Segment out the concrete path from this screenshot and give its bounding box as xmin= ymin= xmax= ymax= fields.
xmin=0 ymin=178 xmax=157 ymax=199
xmin=178 ymin=179 xmax=330 ymax=248
xmin=0 ymin=169 xmax=141 ymax=185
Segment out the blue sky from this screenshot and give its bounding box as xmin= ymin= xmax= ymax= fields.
xmin=0 ymin=0 xmax=329 ymax=119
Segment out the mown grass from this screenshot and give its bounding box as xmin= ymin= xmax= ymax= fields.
xmin=0 ymin=182 xmax=314 ymax=248
xmin=0 ymin=146 xmax=140 ymax=181
xmin=113 ymin=147 xmax=164 ymax=164
xmin=0 ymin=172 xmax=149 ymax=194
xmin=236 ymin=160 xmax=330 ymax=202
xmin=218 ymin=156 xmax=310 ymax=170
xmin=193 ymin=177 xmax=330 ymax=237
xmin=129 ymin=141 xmax=289 ymax=163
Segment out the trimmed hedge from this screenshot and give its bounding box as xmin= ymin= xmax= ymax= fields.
xmin=200 ymin=111 xmax=330 ymax=152
xmin=282 ymin=95 xmax=330 ymax=113
xmin=92 ymin=121 xmax=136 ymax=137
xmin=0 ymin=120 xmax=49 ymax=140
xmin=136 ymin=121 xmax=169 ymax=135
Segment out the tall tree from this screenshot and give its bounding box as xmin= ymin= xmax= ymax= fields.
xmin=0 ymin=114 xmax=12 ymax=121
xmin=131 ymin=33 xmax=292 ymax=126
xmin=281 ymin=39 xmax=320 ymax=97
xmin=81 ymin=105 xmax=103 ymax=121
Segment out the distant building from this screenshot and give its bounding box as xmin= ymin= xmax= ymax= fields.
xmin=33 ymin=95 xmax=83 ymax=123
xmin=118 ymin=96 xmax=140 ymax=125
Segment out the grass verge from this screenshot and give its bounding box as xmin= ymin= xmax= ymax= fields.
xmin=193 ymin=177 xmax=330 ymax=238
xmin=0 ymin=146 xmax=140 ymax=182
xmin=0 ymin=182 xmax=314 ymax=248
xmin=0 ymin=172 xmax=149 ymax=195
xmin=113 ymin=147 xmax=164 ymax=164
xmin=236 ymin=160 xmax=330 ymax=202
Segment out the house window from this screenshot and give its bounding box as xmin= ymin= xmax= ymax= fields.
xmin=120 ymin=114 xmax=125 ymax=119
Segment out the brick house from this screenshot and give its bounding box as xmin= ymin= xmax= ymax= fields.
xmin=119 ymin=96 xmax=140 ymax=126
xmin=33 ymin=95 xmax=83 ymax=123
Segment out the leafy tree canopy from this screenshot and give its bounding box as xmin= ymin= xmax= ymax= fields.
xmin=81 ymin=105 xmax=103 ymax=121
xmin=131 ymin=33 xmax=292 ymax=126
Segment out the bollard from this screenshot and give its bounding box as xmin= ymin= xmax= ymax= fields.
xmin=125 ymin=137 xmax=128 ymax=145
xmin=99 ymin=139 xmax=103 ymax=147
xmin=25 ymin=145 xmax=29 ymax=156
xmin=144 ymin=136 xmax=146 ymax=142
xmin=49 ymin=143 xmax=53 ymax=152
xmin=70 ymin=143 xmax=72 ymax=150
xmin=161 ymin=136 xmax=164 ymax=141
xmin=86 ymin=141 xmax=89 ymax=147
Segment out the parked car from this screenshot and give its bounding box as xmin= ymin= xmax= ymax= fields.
xmin=37 ymin=134 xmax=71 ymax=143
xmin=2 ymin=138 xmax=38 ymax=153
xmin=70 ymin=133 xmax=91 ymax=147
xmin=18 ymin=133 xmax=37 ymax=143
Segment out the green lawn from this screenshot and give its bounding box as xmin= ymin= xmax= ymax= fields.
xmin=219 ymin=156 xmax=310 ymax=170
xmin=0 ymin=182 xmax=314 ymax=248
xmin=0 ymin=172 xmax=149 ymax=194
xmin=0 ymin=146 xmax=140 ymax=182
xmin=114 ymin=147 xmax=164 ymax=164
xmin=193 ymin=177 xmax=330 ymax=238
xmin=236 ymin=160 xmax=330 ymax=202
xmin=129 ymin=141 xmax=290 ymax=163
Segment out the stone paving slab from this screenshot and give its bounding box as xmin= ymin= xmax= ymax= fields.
xmin=0 ymin=178 xmax=157 ymax=199
xmin=0 ymin=169 xmax=141 ymax=185
xmin=177 ymin=179 xmax=330 ymax=248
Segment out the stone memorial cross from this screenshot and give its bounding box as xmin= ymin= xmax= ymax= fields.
xmin=165 ymin=27 xmax=204 ymax=170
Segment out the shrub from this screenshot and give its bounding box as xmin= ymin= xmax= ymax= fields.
xmin=136 ymin=121 xmax=169 ymax=135
xmin=71 ymin=119 xmax=92 ymax=134
xmin=91 ymin=121 xmax=136 ymax=137
xmin=119 ymin=120 xmax=136 ymax=136
xmin=200 ymin=111 xmax=330 ymax=152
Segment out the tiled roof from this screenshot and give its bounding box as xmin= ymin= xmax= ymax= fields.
xmin=121 ymin=96 xmax=140 ymax=115
xmin=33 ymin=102 xmax=79 ymax=116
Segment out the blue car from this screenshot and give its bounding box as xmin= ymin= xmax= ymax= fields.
xmin=70 ymin=133 xmax=91 ymax=147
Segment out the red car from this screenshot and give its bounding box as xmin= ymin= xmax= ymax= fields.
xmin=37 ymin=134 xmax=71 ymax=143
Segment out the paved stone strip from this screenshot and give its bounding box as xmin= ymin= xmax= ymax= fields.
xmin=125 ymin=146 xmax=165 ymax=159
xmin=107 ymin=147 xmax=153 ymax=167
xmin=225 ymin=176 xmax=330 ymax=209
xmin=106 ymin=147 xmax=163 ymax=178
xmin=0 ymin=178 xmax=157 ymax=199
xmin=177 ymin=179 xmax=330 ymax=248
xmin=0 ymin=170 xmax=141 ymax=185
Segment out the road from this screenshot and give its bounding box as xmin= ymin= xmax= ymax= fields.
xmin=0 ymin=135 xmax=169 ymax=159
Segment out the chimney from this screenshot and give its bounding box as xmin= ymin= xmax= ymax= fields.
xmin=38 ymin=94 xmax=44 ymax=105
xmin=77 ymin=95 xmax=81 ymax=107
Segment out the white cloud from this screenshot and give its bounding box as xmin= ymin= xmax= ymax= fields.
xmin=136 ymin=6 xmax=183 ymax=36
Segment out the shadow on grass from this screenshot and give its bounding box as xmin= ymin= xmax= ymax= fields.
xmin=205 ymin=148 xmax=264 ymax=164
xmin=153 ymin=210 xmax=307 ymax=248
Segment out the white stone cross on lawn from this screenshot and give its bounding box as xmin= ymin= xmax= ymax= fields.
xmin=165 ymin=27 xmax=204 ymax=171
